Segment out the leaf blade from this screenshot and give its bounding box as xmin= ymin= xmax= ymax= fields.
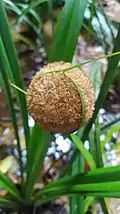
xmin=0 ymin=39 xmax=23 ymax=180
xmin=69 ymin=154 xmax=84 ymax=214
xmin=71 ymin=134 xmax=96 ymax=170
xmin=0 ymin=1 xmax=29 ymax=146
xmin=0 ymin=171 xmax=22 ymax=202
xmin=36 ymin=164 xmax=120 ymax=197
xmin=26 ymin=124 xmax=51 ymax=200
xmin=82 ymin=25 xmax=120 ymax=141
xmin=0 ymin=196 xmax=18 ymax=208
xmin=50 ymin=0 xmax=87 ymax=62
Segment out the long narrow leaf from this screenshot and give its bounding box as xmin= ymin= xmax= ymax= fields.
xmin=17 ymin=3 xmax=43 ymax=27
xmin=16 ymin=0 xmax=49 ymax=25
xmin=84 ymin=192 xmax=120 ymax=198
xmin=89 ymin=0 xmax=95 ymax=28
xmin=84 ymin=196 xmax=94 ymax=213
xmin=0 ymin=171 xmax=22 ymax=202
xmin=101 ymin=116 xmax=120 ymax=131
xmin=72 ymin=181 xmax=120 ymax=193
xmin=89 ymin=63 xmax=108 ymax=213
xmin=0 ymin=39 xmax=23 ymax=180
xmin=71 ymin=134 xmax=96 ymax=170
xmin=69 ymin=155 xmax=84 ymax=214
xmin=93 ymin=117 xmax=108 ymax=212
xmin=0 ymin=1 xmax=29 ymax=145
xmin=101 ymin=124 xmax=120 ymax=151
xmin=4 ymin=0 xmax=41 ymax=37
xmin=36 ymin=181 xmax=120 ymax=204
xmin=94 ymin=117 xmax=103 ymax=168
xmin=0 ymin=196 xmax=18 ymax=208
xmin=4 ymin=0 xmax=21 ymax=14
xmin=26 ymin=124 xmax=51 ymax=200
xmin=99 ymin=199 xmax=109 ymax=214
xmin=82 ymin=25 xmax=120 ymax=141
xmin=35 ymin=191 xmax=120 ymax=205
xmin=36 ymin=165 xmax=120 ymax=197
xmin=72 ymin=27 xmax=120 ymax=166
xmin=50 ymin=0 xmax=87 ymax=62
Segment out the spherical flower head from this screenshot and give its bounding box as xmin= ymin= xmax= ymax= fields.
xmin=27 ymin=62 xmax=94 ymax=133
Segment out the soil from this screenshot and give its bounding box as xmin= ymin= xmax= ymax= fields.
xmin=0 ymin=203 xmax=68 ymax=214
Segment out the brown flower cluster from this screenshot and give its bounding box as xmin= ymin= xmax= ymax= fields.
xmin=27 ymin=62 xmax=94 ymax=133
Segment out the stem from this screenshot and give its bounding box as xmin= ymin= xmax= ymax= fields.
xmin=101 ymin=116 xmax=120 ymax=131
xmin=53 ymin=51 xmax=120 ymax=73
xmin=9 ymin=50 xmax=120 ymax=97
xmin=70 ymin=134 xmax=96 ymax=170
xmin=94 ymin=117 xmax=103 ymax=168
xmin=10 ymin=82 xmax=27 ymax=95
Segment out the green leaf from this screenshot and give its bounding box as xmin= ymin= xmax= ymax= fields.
xmin=99 ymin=199 xmax=109 ymax=214
xmin=70 ymin=194 xmax=83 ymax=214
xmin=0 ymin=171 xmax=22 ymax=202
xmin=92 ymin=117 xmax=108 ymax=213
xmin=0 ymin=39 xmax=23 ymax=180
xmin=84 ymin=192 xmax=120 ymax=198
xmin=36 ymin=165 xmax=120 ymax=197
xmin=0 ymin=197 xmax=18 ymax=208
xmin=26 ymin=124 xmax=51 ymax=201
xmin=69 ymin=72 xmax=86 ymax=214
xmin=71 ymin=80 xmax=85 ymax=127
xmin=51 ymin=52 xmax=120 ymax=73
xmin=72 ymin=31 xmax=120 ymax=165
xmin=50 ymin=0 xmax=87 ymax=62
xmin=83 ymin=25 xmax=120 ymax=140
xmin=69 ymin=155 xmax=84 ymax=214
xmin=94 ymin=117 xmax=103 ymax=168
xmin=36 ymin=172 xmax=120 ymax=200
xmin=101 ymin=124 xmax=120 ymax=151
xmin=101 ymin=116 xmax=120 ymax=131
xmin=72 ymin=181 xmax=120 ymax=193
xmin=4 ymin=0 xmax=42 ymax=36
xmin=0 ymin=0 xmax=29 ymax=146
xmin=36 ymin=180 xmax=120 ymax=204
xmin=16 ymin=0 xmax=49 ymax=25
xmin=71 ymin=134 xmax=96 ymax=170
xmin=35 ymin=165 xmax=120 ymax=203
xmin=89 ymin=0 xmax=95 ymax=29
xmin=16 ymin=3 xmax=43 ymax=27
xmin=28 ymin=9 xmax=43 ymax=27
xmin=84 ymin=196 xmax=94 ymax=213
xmin=4 ymin=0 xmax=21 ymax=14
xmin=35 ymin=191 xmax=120 ymax=205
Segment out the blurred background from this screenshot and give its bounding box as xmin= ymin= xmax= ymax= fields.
xmin=0 ymin=0 xmax=120 ymax=213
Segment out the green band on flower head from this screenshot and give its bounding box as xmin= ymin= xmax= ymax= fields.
xmin=68 ymin=77 xmax=86 ymax=128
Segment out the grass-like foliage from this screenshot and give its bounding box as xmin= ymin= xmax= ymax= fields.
xmin=0 ymin=0 xmax=120 ymax=213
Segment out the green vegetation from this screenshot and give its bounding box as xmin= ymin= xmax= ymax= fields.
xmin=0 ymin=0 xmax=120 ymax=213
